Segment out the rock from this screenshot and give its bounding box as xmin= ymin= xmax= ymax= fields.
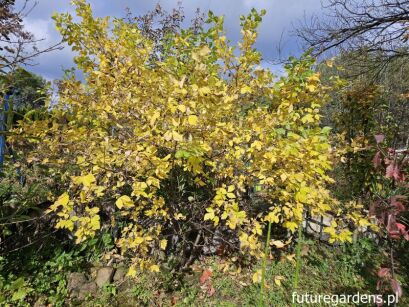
xmin=67 ymin=272 xmax=87 ymax=292
xmin=117 ymin=278 xmax=134 ymax=292
xmin=113 ymin=267 xmax=127 ymax=282
xmin=33 ymin=297 xmax=47 ymax=307
xmin=90 ymin=266 xmax=98 ymax=279
xmin=77 ymin=281 xmax=98 ymax=300
xmin=95 ymin=267 xmax=114 ymax=288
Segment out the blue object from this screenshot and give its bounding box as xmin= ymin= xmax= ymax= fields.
xmin=0 ymin=93 xmax=10 ymax=169
xmin=0 ymin=92 xmax=24 ymax=185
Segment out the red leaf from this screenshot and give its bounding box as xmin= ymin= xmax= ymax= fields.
xmin=391 ymin=279 xmax=402 ymax=298
xmin=385 ymin=163 xmax=402 ymax=181
xmin=387 ymin=214 xmax=401 ymax=239
xmin=396 ymin=223 xmax=406 ymax=232
xmin=390 ymin=196 xmax=406 ymax=213
xmin=396 ymin=223 xmax=409 ymax=240
xmin=372 ymin=151 xmax=382 ymax=168
xmin=385 ymin=163 xmax=395 ymax=178
xmin=377 ymin=267 xmax=391 ymax=278
xmin=386 ymin=214 xmax=409 ymax=240
xmin=199 ymin=269 xmax=212 ymax=284
xmin=375 ymin=134 xmax=385 ymax=144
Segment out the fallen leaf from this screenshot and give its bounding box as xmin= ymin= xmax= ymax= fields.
xmin=285 ymin=254 xmax=296 ymax=262
xmin=200 ymin=269 xmax=212 ymax=284
xmin=301 ymin=245 xmax=310 ymax=256
xmin=207 ymin=285 xmax=216 ymax=296
xmin=274 ymin=276 xmax=284 ymax=286
xmin=270 ymin=240 xmax=285 ymax=248
xmin=252 ymin=269 xmax=262 ymax=284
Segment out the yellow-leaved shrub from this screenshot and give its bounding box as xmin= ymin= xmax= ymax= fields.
xmin=10 ymin=1 xmax=358 ymax=272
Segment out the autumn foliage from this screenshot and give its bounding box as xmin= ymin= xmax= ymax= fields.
xmin=11 ymin=1 xmax=360 ymax=273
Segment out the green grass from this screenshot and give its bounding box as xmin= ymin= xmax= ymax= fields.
xmin=4 ymin=237 xmax=408 ymax=306
xmin=82 ymin=238 xmax=408 ymax=306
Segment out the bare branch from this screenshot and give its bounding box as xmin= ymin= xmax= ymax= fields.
xmin=296 ymin=0 xmax=409 ymax=65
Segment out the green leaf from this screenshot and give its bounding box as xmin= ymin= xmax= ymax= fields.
xmin=175 ymin=150 xmax=191 ymax=159
xmin=11 ymin=288 xmax=30 ymax=301
xmin=10 ymin=278 xmax=25 ymax=291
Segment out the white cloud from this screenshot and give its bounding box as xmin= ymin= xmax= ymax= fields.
xmin=14 ymin=0 xmax=323 ymax=80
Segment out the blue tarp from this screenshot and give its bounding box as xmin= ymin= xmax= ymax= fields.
xmin=0 ymin=93 xmax=10 ymax=168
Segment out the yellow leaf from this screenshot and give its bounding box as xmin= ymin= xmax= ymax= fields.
xmin=56 ymin=219 xmax=74 ymax=231
xmin=283 ymin=221 xmax=298 ymax=232
xmin=204 ymin=207 xmax=215 ymax=221
xmin=295 ymin=188 xmax=308 ymax=203
xmin=338 ymin=229 xmax=353 ymax=243
xmin=73 ymin=173 xmax=96 ymax=188
xmin=280 ymin=173 xmax=287 ymax=182
xmin=306 ymin=84 xmax=316 ymax=92
xmin=358 ymin=218 xmax=371 ymax=227
xmin=116 ymin=195 xmax=134 ymax=209
xmin=149 ymin=264 xmax=160 ymax=272
xmin=270 ymin=240 xmax=285 ymax=248
xmin=252 ymin=269 xmax=262 ymax=283
xmin=172 ymin=131 xmax=184 ymax=142
xmin=240 ymin=85 xmax=252 ymax=94
xmin=89 ymin=214 xmax=100 ymax=230
xmin=127 ymin=266 xmax=137 ymax=277
xmin=187 ymin=115 xmax=198 ymax=126
xmin=86 ymin=206 xmax=100 ymax=214
xmin=150 ymin=111 xmax=160 ymax=126
xmin=174 ymin=213 xmax=186 ymax=220
xmin=301 ymin=114 xmax=314 ymax=124
xmin=265 ymin=211 xmax=280 ymax=223
xmin=82 ymin=173 xmax=96 ymax=187
xmin=198 ymin=45 xmax=211 ymax=56
xmin=179 ymin=75 xmax=186 ymax=88
xmin=226 ymin=192 xmax=236 ymax=199
xmin=274 ymin=276 xmax=284 ymax=286
xmin=198 ymin=87 xmax=211 ymax=96
xmin=286 ymin=254 xmax=296 ymax=262
xmin=56 ymin=192 xmax=70 ymax=206
xmin=177 ymin=104 xmax=186 ymax=113
xmin=160 ymin=239 xmax=167 ymax=250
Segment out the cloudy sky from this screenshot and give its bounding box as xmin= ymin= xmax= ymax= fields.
xmin=17 ymin=0 xmax=324 ymax=80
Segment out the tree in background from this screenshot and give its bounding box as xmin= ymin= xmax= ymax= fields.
xmin=298 ymin=0 xmax=409 ymax=73
xmin=0 ymin=67 xmax=48 ymax=111
xmin=0 ymin=0 xmax=62 ymax=73
xmin=317 ymin=52 xmax=408 ymax=201
xmin=124 ymin=2 xmax=204 ymax=63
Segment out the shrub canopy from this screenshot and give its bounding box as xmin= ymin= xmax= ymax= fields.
xmin=11 ymin=0 xmax=351 ymax=272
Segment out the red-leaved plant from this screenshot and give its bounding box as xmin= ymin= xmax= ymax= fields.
xmin=370 ymin=134 xmax=408 ymax=303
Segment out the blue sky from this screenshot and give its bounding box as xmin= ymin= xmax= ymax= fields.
xmin=18 ymin=0 xmax=323 ymax=80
